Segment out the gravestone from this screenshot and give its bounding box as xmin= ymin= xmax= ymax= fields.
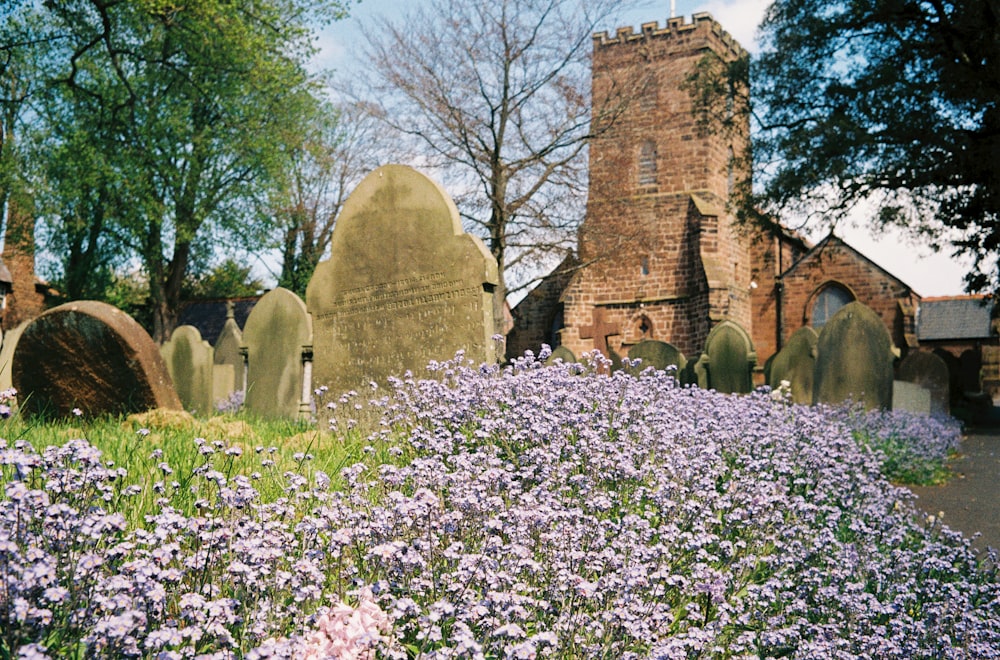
xmin=627 ymin=340 xmax=686 ymax=377
xmin=813 ymin=301 xmax=894 ymax=410
xmin=897 ymin=350 xmax=951 ymax=415
xmin=696 ymin=321 xmax=757 ymax=394
xmin=242 ymin=287 xmax=312 ymax=419
xmin=892 ymin=380 xmax=932 ymax=414
xmin=0 ymin=320 xmax=28 ymax=395
xmin=544 ymin=345 xmax=576 ymax=365
xmin=768 ymin=326 xmax=818 ymax=404
xmin=213 ymin=301 xmax=245 ymax=403
xmin=161 ymin=325 xmax=214 ymax=415
xmin=306 ymin=165 xmax=499 ymax=398
xmin=12 ymin=301 xmax=181 ymax=417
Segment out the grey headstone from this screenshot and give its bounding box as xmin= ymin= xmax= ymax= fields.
xmin=12 ymin=301 xmax=181 ymax=418
xmin=544 ymin=345 xmax=576 ymax=365
xmin=306 ymin=165 xmax=499 ymax=398
xmin=897 ymin=350 xmax=951 ymax=415
xmin=213 ymin=301 xmax=245 ymax=400
xmin=161 ymin=325 xmax=214 ymax=415
xmin=242 ymin=287 xmax=312 ymax=419
xmin=814 ymin=301 xmax=895 ymax=410
xmin=627 ymin=340 xmax=686 ymax=377
xmin=698 ymin=321 xmax=757 ymax=394
xmin=768 ymin=326 xmax=818 ymax=404
xmin=893 ymin=380 xmax=932 ymax=414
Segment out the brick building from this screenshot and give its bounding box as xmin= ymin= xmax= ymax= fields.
xmin=538 ymin=14 xmax=752 ymax=360
xmin=1 ymin=192 xmax=51 ymax=331
xmin=507 ymin=12 xmax=999 ymax=398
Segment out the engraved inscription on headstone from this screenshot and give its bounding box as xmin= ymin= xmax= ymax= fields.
xmin=306 ymin=165 xmax=499 ymax=397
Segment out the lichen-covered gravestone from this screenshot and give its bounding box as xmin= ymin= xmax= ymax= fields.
xmin=242 ymin=287 xmax=312 ymax=420
xmin=897 ymin=349 xmax=951 ymax=415
xmin=768 ymin=326 xmax=818 ymax=404
xmin=306 ymin=165 xmax=499 ymax=398
xmin=813 ymin=301 xmax=895 ymax=410
xmin=161 ymin=325 xmax=214 ymax=415
xmin=12 ymin=301 xmax=181 ymax=417
xmin=213 ymin=301 xmax=245 ymax=406
xmin=696 ymin=321 xmax=757 ymax=394
xmin=627 ymin=340 xmax=686 ymax=377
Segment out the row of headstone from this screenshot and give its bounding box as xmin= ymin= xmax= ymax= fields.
xmin=548 ymin=301 xmax=939 ymax=413
xmin=765 ymin=301 xmax=949 ymax=413
xmin=7 ymin=165 xmax=500 ymax=420
xmin=160 ymin=290 xmax=314 ymax=419
xmin=547 ymin=320 xmax=758 ymax=395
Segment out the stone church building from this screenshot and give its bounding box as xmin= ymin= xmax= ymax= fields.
xmin=507 ymin=13 xmax=998 ymax=396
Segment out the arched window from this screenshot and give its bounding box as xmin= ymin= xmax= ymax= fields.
xmin=638 ymin=140 xmax=657 ymax=186
xmin=811 ymin=283 xmax=854 ymax=328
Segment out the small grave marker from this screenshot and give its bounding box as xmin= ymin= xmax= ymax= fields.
xmin=242 ymin=287 xmax=312 ymax=419
xmin=768 ymin=326 xmax=818 ymax=404
xmin=161 ymin=325 xmax=214 ymax=415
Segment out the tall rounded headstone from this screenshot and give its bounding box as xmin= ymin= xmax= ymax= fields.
xmin=242 ymin=288 xmax=312 ymax=420
xmin=768 ymin=326 xmax=818 ymax=404
xmin=627 ymin=339 xmax=686 ymax=377
xmin=813 ymin=301 xmax=894 ymax=410
xmin=306 ymin=165 xmax=500 ymax=398
xmin=161 ymin=325 xmax=214 ymax=415
xmin=897 ymin=350 xmax=951 ymax=415
xmin=12 ymin=301 xmax=181 ymax=418
xmin=699 ymin=321 xmax=757 ymax=394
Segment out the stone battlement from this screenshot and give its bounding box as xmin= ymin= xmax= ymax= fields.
xmin=592 ymin=12 xmax=744 ymax=58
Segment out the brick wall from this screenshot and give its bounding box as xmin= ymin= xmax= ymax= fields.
xmin=2 ymin=193 xmax=46 ymax=329
xmin=560 ymin=14 xmax=751 ymax=360
xmin=749 ymin=231 xmax=811 ymax=363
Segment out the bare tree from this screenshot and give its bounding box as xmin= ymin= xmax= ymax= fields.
xmin=268 ymin=100 xmax=386 ymax=296
xmin=347 ymin=0 xmax=638 ymax=309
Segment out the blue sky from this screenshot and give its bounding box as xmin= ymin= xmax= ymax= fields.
xmin=311 ymin=0 xmax=969 ymax=297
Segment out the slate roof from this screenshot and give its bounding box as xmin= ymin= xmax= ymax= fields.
xmin=917 ymin=296 xmax=996 ymax=341
xmin=178 ymin=296 xmax=260 ymax=345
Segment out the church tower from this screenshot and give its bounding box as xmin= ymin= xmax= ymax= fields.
xmin=558 ymin=13 xmax=751 ymax=359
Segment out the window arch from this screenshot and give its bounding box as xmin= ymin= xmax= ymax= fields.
xmin=638 ymin=140 xmax=657 ymax=186
xmin=810 ymin=282 xmax=854 ymax=328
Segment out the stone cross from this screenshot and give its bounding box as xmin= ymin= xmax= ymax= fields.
xmin=579 ymin=307 xmax=620 ymax=357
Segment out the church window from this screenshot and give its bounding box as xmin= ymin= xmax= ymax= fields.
xmin=633 ymin=314 xmax=653 ymax=340
xmin=811 ymin=283 xmax=854 ymax=328
xmin=638 ymin=140 xmax=657 ymax=186
xmin=640 ymin=256 xmax=650 ymax=276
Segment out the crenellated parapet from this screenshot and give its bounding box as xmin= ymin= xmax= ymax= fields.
xmin=592 ymin=12 xmax=745 ymax=59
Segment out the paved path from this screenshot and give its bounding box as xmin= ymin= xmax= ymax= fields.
xmin=907 ymin=426 xmax=1000 ymax=554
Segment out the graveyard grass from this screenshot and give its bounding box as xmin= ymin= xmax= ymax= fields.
xmin=2 ymin=353 xmax=998 ymax=659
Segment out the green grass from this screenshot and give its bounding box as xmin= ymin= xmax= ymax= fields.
xmin=0 ymin=408 xmax=410 ymax=528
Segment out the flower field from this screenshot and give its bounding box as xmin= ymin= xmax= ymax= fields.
xmin=1 ymin=353 xmax=997 ymax=659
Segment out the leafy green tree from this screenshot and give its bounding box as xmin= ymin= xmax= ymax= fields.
xmin=729 ymin=0 xmax=999 ymax=291
xmin=6 ymin=0 xmax=349 ymax=340
xmin=183 ymin=258 xmax=265 ymax=299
